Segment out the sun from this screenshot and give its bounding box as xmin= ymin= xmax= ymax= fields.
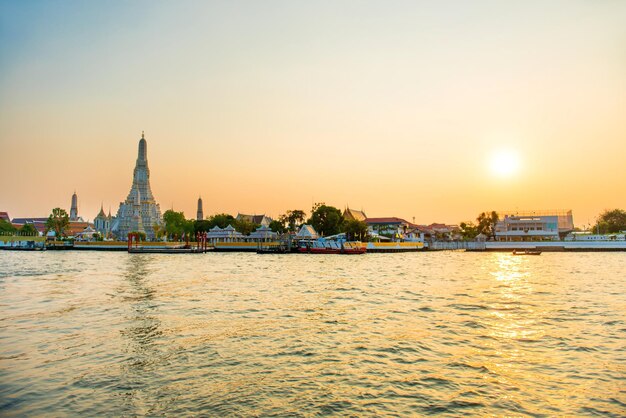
xmin=490 ymin=149 xmax=520 ymax=177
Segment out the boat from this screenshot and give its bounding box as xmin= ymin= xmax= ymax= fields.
xmin=298 ymin=241 xmax=341 ymax=254
xmin=0 ymin=246 xmax=45 ymax=251
xmin=512 ymin=249 xmax=542 ymax=255
xmin=340 ymin=242 xmax=367 ymax=254
xmin=128 ymin=246 xmax=206 ymax=254
xmin=297 ymin=240 xmax=366 ymax=255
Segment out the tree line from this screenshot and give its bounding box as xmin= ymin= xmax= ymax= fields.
xmin=4 ymin=206 xmax=623 ymax=241
xmin=161 ymin=203 xmax=370 ymax=241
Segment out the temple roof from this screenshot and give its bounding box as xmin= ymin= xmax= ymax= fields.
xmin=344 ymin=207 xmax=367 ymax=221
xmin=96 ymin=204 xmax=106 ymax=218
xmin=296 ymin=224 xmax=319 ymax=239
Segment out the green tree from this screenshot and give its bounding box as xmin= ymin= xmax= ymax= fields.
xmin=46 ymin=208 xmax=69 ymax=237
xmin=207 ymin=213 xmax=237 ymax=229
xmin=183 ymin=219 xmax=195 ymax=240
xmin=476 ymin=211 xmax=499 ymax=240
xmin=308 ymin=203 xmax=344 ymax=237
xmin=235 ymin=219 xmax=259 ymax=235
xmin=0 ymin=219 xmax=16 ymax=234
xmin=269 ymin=220 xmax=286 ymax=234
xmin=343 ymin=219 xmax=369 ymax=241
xmin=459 ymin=221 xmax=479 ymax=240
xmin=20 ymin=223 xmax=38 ymax=236
xmin=279 ymin=209 xmax=306 ymax=232
xmin=163 ymin=210 xmax=187 ymax=240
xmin=591 ymin=209 xmax=626 ymax=234
xmin=194 ymin=219 xmax=212 ymax=234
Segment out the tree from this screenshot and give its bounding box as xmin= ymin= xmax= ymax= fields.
xmin=0 ymin=219 xmax=16 ymax=234
xmin=207 ymin=213 xmax=237 ymax=229
xmin=183 ymin=219 xmax=195 ymax=240
xmin=152 ymin=223 xmax=164 ymax=241
xmin=163 ymin=210 xmax=187 ymax=240
xmin=476 ymin=211 xmax=499 ymax=240
xmin=308 ymin=203 xmax=344 ymax=237
xmin=20 ymin=223 xmax=38 ymax=236
xmin=46 ymin=208 xmax=69 ymax=237
xmin=459 ymin=221 xmax=479 ymax=240
xmin=591 ymin=209 xmax=626 ymax=234
xmin=279 ymin=209 xmax=306 ymax=232
xmin=344 ymin=219 xmax=369 ymax=241
xmin=194 ymin=219 xmax=212 ymax=234
xmin=269 ymin=220 xmax=286 ymax=234
xmin=235 ymin=219 xmax=259 ymax=235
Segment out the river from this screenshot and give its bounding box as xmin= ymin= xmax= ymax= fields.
xmin=0 ymin=251 xmax=624 ymax=416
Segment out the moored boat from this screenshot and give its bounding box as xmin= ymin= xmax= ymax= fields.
xmin=340 ymin=242 xmax=366 ymax=254
xmin=297 ymin=240 xmax=366 ymax=254
xmin=512 ymin=249 xmax=542 ymax=255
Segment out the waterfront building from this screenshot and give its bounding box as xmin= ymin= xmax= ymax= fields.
xmin=364 ymin=217 xmax=431 ymax=242
xmin=75 ymin=225 xmax=98 ymax=241
xmin=111 ymin=132 xmax=163 ymax=240
xmin=565 ymin=232 xmax=626 ymax=241
xmin=66 ymin=221 xmax=94 ymax=237
xmin=494 ymin=215 xmax=560 ymax=241
xmin=197 ymin=197 xmax=204 ymax=221
xmin=11 ymin=217 xmax=48 ymax=234
xmin=426 ymin=223 xmax=462 ymax=240
xmin=248 ymin=225 xmax=278 ymax=241
xmin=206 ymin=224 xmax=244 ymax=244
xmin=365 ymin=217 xmax=413 ymax=240
xmin=498 ymin=209 xmax=574 ymax=236
xmin=343 ymin=207 xmax=367 ymax=222
xmin=236 ymin=213 xmax=272 ymax=227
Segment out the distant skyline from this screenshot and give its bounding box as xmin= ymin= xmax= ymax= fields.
xmin=1 ymin=1 xmax=625 ymax=226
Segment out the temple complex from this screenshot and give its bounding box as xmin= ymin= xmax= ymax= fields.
xmin=111 ymin=132 xmax=162 ymax=240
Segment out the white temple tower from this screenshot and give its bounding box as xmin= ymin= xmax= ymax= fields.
xmin=111 ymin=132 xmax=162 ymax=240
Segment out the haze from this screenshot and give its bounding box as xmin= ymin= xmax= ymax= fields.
xmin=1 ymin=0 xmax=625 ymax=226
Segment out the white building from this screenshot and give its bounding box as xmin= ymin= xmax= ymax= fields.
xmin=565 ymin=232 xmax=626 ymax=241
xmin=495 ymin=215 xmax=560 ymax=241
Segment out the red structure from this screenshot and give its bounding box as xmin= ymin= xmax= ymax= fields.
xmin=127 ymin=232 xmax=141 ymax=251
xmin=196 ymin=232 xmax=207 ymax=252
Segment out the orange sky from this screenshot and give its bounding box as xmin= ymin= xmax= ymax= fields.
xmin=1 ymin=1 xmax=625 ymax=227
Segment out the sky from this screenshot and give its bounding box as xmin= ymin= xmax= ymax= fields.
xmin=1 ymin=0 xmax=625 ymax=226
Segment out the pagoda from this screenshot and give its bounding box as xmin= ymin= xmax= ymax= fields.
xmin=111 ymin=132 xmax=163 ymax=240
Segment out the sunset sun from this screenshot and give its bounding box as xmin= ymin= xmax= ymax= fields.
xmin=490 ymin=149 xmax=520 ymax=177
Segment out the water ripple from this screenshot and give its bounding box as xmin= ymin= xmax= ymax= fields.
xmin=0 ymin=251 xmax=625 ymax=416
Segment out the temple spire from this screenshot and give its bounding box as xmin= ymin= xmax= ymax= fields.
xmin=197 ymin=196 xmax=204 ymax=221
xmin=70 ymin=191 xmax=79 ymax=221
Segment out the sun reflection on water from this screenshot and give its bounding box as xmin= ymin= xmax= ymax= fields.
xmin=1 ymin=251 xmax=624 ymax=416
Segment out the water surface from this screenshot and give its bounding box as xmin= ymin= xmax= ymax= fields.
xmin=1 ymin=251 xmax=624 ymax=416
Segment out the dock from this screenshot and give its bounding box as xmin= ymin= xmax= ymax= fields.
xmin=128 ymin=247 xmax=208 ymax=254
